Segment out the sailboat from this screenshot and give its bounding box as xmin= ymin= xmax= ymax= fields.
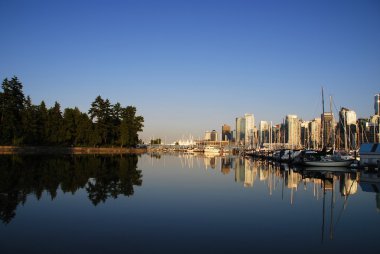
xmin=303 ymin=88 xmax=355 ymax=167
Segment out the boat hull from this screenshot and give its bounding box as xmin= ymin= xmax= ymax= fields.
xmin=304 ymin=160 xmax=354 ymax=167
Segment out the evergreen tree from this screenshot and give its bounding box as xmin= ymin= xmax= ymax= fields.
xmin=88 ymin=96 xmax=113 ymax=145
xmin=36 ymin=101 xmax=49 ymax=144
xmin=21 ymin=96 xmax=38 ymax=144
xmin=0 ymin=77 xmax=25 ymax=144
xmin=120 ymin=106 xmax=144 ymax=147
xmin=62 ymin=107 xmax=80 ymax=145
xmin=47 ymin=102 xmax=63 ymax=145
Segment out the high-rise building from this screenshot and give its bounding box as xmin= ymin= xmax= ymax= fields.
xmin=375 ymin=93 xmax=380 ymax=116
xmin=322 ymin=112 xmax=335 ymax=148
xmin=357 ymin=118 xmax=369 ymax=144
xmin=210 ymin=130 xmax=218 ymax=141
xmin=221 ymin=124 xmax=232 ymax=141
xmin=300 ymin=121 xmax=310 ymax=148
xmin=369 ymin=115 xmax=380 ymax=143
xmin=259 ymin=121 xmax=269 ymax=145
xmin=309 ymin=118 xmax=321 ymax=149
xmin=272 ymin=124 xmax=282 ymax=144
xmin=236 ymin=117 xmax=245 ymax=144
xmin=244 ymin=113 xmax=255 ymax=147
xmin=285 ymin=115 xmax=300 ymax=148
xmin=339 ymin=107 xmax=357 ymax=150
xmin=204 ymin=131 xmax=211 ymax=141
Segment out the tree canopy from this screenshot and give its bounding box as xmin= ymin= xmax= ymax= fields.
xmin=0 ymin=76 xmax=144 ymax=147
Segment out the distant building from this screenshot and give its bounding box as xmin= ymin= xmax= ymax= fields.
xmin=259 ymin=121 xmax=269 ymax=146
xmin=244 ymin=113 xmax=255 ymax=147
xmin=204 ymin=131 xmax=211 ymax=141
xmin=285 ymin=115 xmax=300 ymax=148
xmin=339 ymin=107 xmax=357 ymax=150
xmin=368 ymin=115 xmax=380 ymax=143
xmin=232 ymin=130 xmax=236 ymax=142
xmin=221 ymin=124 xmax=232 ymax=141
xmin=210 ymin=130 xmax=218 ymax=141
xmin=357 ymin=118 xmax=370 ymax=144
xmin=272 ymin=124 xmax=282 ymax=144
xmin=300 ymin=121 xmax=310 ymax=148
xmin=236 ymin=117 xmax=245 ymax=144
xmin=322 ymin=112 xmax=335 ymax=148
xmin=309 ymin=118 xmax=321 ymax=149
xmin=375 ymin=93 xmax=380 ymax=116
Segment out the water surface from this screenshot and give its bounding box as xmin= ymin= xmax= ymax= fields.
xmin=0 ymin=154 xmax=379 ymax=253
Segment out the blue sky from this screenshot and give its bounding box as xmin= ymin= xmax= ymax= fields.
xmin=1 ymin=0 xmax=379 ymax=142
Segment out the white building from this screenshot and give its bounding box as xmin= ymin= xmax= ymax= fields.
xmin=204 ymin=131 xmax=211 ymax=141
xmin=286 ymin=115 xmax=300 ymax=148
xmin=259 ymin=121 xmax=269 ymax=145
xmin=244 ymin=113 xmax=255 ymax=147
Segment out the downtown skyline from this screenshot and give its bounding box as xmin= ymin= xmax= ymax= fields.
xmin=1 ymin=0 xmax=379 ymax=142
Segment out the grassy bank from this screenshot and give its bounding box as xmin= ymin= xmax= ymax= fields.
xmin=0 ymin=146 xmax=147 ymax=155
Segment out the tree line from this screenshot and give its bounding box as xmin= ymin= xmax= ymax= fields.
xmin=0 ymin=76 xmax=144 ymax=147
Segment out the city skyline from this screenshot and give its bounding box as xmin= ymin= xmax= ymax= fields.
xmin=1 ymin=0 xmax=379 ymax=142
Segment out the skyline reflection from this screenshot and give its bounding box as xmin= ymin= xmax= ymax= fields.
xmin=149 ymin=153 xmax=379 ymax=211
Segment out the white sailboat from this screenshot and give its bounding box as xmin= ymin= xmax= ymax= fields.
xmin=304 ymin=88 xmax=355 ymax=167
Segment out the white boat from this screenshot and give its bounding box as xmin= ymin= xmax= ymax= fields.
xmin=193 ymin=147 xmax=204 ymax=153
xmin=304 ymin=155 xmax=354 ymax=167
xmin=204 ymin=146 xmax=221 ymax=154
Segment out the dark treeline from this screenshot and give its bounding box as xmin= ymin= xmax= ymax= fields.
xmin=0 ymin=76 xmax=144 ymax=147
xmin=0 ymin=154 xmax=142 ymax=224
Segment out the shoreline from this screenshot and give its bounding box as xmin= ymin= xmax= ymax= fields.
xmin=0 ymin=146 xmax=147 ymax=155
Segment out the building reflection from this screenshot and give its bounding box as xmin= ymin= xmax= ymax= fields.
xmin=170 ymin=154 xmax=376 ymax=212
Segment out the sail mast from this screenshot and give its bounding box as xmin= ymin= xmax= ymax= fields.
xmin=322 ymin=87 xmax=325 ymax=149
xmin=330 ymin=96 xmax=335 ymax=150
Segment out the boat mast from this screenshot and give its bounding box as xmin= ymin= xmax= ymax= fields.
xmin=322 ymin=87 xmax=325 ymax=149
xmin=330 ymin=96 xmax=335 ymax=150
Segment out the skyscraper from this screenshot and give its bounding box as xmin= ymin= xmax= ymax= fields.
xmin=375 ymin=93 xmax=380 ymax=116
xmin=204 ymin=131 xmax=211 ymax=141
xmin=300 ymin=121 xmax=310 ymax=148
xmin=259 ymin=121 xmax=269 ymax=145
xmin=236 ymin=117 xmax=245 ymax=144
xmin=309 ymin=118 xmax=321 ymax=149
xmin=322 ymin=112 xmax=335 ymax=148
xmin=339 ymin=107 xmax=357 ymax=150
xmin=210 ymin=130 xmax=218 ymax=141
xmin=221 ymin=124 xmax=232 ymax=141
xmin=285 ymin=115 xmax=300 ymax=148
xmin=244 ymin=113 xmax=255 ymax=147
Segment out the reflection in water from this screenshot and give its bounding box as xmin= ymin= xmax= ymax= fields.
xmin=0 ymin=155 xmax=142 ymax=224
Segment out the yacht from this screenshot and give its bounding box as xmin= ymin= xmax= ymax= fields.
xmin=204 ymin=146 xmax=221 ymax=155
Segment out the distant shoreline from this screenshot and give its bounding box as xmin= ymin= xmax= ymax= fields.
xmin=0 ymin=146 xmax=147 ymax=155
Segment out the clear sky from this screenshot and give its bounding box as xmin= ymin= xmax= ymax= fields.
xmin=1 ymin=0 xmax=379 ymax=143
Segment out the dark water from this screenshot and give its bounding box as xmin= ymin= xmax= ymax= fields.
xmin=0 ymin=154 xmax=379 ymax=254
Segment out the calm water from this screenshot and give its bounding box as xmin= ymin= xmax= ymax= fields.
xmin=0 ymin=153 xmax=379 ymax=254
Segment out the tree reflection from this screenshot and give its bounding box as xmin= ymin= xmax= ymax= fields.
xmin=0 ymin=155 xmax=142 ymax=223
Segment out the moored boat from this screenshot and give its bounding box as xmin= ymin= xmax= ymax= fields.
xmin=304 ymin=155 xmax=354 ymax=167
xmin=204 ymin=145 xmax=221 ymax=154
